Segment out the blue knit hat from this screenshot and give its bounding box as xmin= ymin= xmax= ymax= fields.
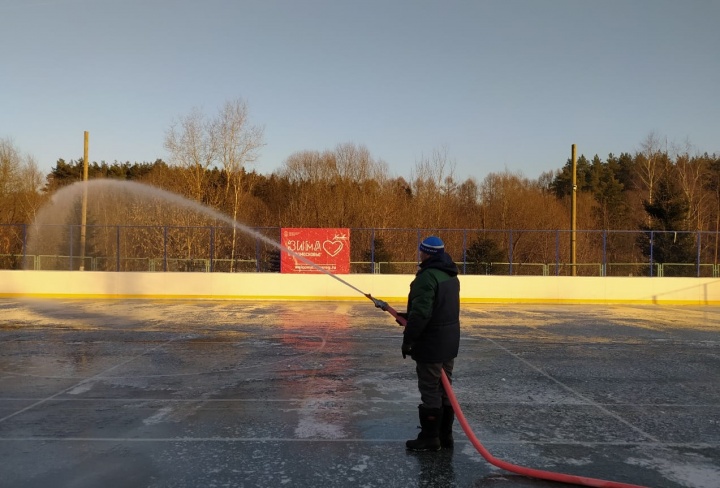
xmin=419 ymin=236 xmax=445 ymax=255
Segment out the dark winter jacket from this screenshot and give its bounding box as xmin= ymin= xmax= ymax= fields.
xmin=403 ymin=252 xmax=460 ymax=363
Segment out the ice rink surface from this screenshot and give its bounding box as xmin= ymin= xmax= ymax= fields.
xmin=0 ymin=299 xmax=719 ymax=488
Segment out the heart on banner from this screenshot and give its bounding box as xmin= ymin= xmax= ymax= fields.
xmin=323 ymin=239 xmax=344 ymax=257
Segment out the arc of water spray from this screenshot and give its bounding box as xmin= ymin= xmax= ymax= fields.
xmin=36 ymin=180 xmax=374 ymax=300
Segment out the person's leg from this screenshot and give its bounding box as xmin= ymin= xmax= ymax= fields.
xmin=406 ymin=362 xmax=442 ymax=451
xmin=417 ymin=361 xmax=443 ymax=408
xmin=440 ymin=360 xmax=455 ymax=448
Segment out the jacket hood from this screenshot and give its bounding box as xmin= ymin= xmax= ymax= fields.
xmin=419 ymin=252 xmax=459 ymax=277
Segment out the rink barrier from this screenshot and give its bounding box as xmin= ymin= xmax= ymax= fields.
xmin=0 ymin=271 xmax=719 ymax=305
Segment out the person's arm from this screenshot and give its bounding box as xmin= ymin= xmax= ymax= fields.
xmin=402 ymin=273 xmax=437 ymax=345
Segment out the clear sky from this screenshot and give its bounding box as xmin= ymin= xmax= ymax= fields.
xmin=2 ymin=0 xmax=719 ymax=182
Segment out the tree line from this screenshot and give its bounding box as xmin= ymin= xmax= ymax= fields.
xmin=1 ymin=101 xmax=719 ymax=273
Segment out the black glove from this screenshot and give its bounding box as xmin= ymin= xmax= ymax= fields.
xmin=401 ymin=341 xmax=413 ymax=359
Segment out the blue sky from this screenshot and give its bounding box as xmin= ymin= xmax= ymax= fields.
xmin=2 ymin=0 xmax=719 ymax=182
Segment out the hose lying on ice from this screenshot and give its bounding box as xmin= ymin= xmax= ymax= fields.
xmin=367 ymin=295 xmax=648 ymax=488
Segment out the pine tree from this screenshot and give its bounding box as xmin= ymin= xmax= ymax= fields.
xmin=466 ymin=236 xmax=505 ymax=275
xmin=637 ymin=169 xmax=696 ymax=276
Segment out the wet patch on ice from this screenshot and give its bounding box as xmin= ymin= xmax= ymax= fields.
xmin=143 ymin=406 xmax=174 ymax=425
xmin=350 ymin=454 xmax=370 ymax=472
xmin=295 ymin=415 xmax=346 ymax=438
xmin=626 ymin=450 xmax=720 ymax=488
xmin=294 ymin=398 xmax=347 ymax=439
xmin=66 ymin=381 xmax=94 ymax=395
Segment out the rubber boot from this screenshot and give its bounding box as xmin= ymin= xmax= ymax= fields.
xmin=406 ymin=405 xmax=441 ymax=451
xmin=440 ymin=405 xmax=455 ymax=449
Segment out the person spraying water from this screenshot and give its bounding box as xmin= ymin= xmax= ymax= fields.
xmin=37 ymin=181 xmax=648 ymax=487
xmin=375 ymin=236 xmax=461 ymax=452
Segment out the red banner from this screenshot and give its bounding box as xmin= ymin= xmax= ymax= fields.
xmin=280 ymin=228 xmax=350 ymax=274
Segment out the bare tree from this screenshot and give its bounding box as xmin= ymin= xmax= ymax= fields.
xmin=410 ymin=146 xmax=457 ymax=228
xmin=278 ymin=143 xmax=391 ymax=229
xmin=0 ymin=138 xmax=45 ymax=225
xmin=478 ymin=170 xmax=570 ymax=265
xmin=214 ymin=99 xmax=265 ymax=270
xmin=0 ymin=140 xmax=49 ymax=267
xmin=282 ymin=150 xmax=330 ymax=185
xmin=0 ymin=138 xmax=21 ymax=216
xmin=164 ymin=108 xmax=217 ymax=202
xmin=671 ymin=139 xmax=709 ymax=232
xmin=636 ymin=131 xmax=667 ymax=206
xmin=17 ymin=156 xmax=45 ymax=221
xmin=279 ymin=150 xmax=334 ymax=226
xmin=333 ymin=143 xmax=391 ymax=228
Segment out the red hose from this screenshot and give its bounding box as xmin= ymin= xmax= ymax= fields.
xmin=440 ymin=370 xmax=647 ymax=488
xmin=372 ymin=298 xmax=648 ymax=488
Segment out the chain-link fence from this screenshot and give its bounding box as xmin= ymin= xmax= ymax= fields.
xmin=1 ymin=223 xmax=718 ymax=276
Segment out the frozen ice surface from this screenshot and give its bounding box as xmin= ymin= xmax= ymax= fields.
xmin=1 ymin=299 xmax=718 ymax=487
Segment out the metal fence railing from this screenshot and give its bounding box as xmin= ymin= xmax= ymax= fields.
xmin=1 ymin=224 xmax=719 ymax=277
xmin=7 ymin=254 xmax=719 ymax=277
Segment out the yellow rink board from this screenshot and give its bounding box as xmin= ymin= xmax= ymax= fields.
xmin=1 ymin=270 xmax=719 ymax=305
